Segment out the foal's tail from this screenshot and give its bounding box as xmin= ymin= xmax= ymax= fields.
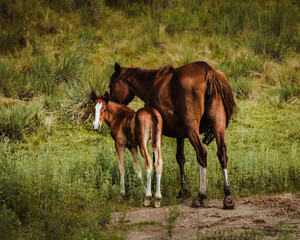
xmin=203 ymin=69 xmax=236 ymax=144
xmin=150 ymin=112 xmax=163 ymax=163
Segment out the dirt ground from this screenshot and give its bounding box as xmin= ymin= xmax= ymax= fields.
xmin=112 ymin=193 xmax=300 ymax=239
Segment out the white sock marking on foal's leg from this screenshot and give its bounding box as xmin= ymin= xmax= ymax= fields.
xmin=93 ymin=102 xmax=102 ymax=129
xmin=199 ymin=166 xmax=207 ymax=195
xmin=222 ymin=168 xmax=229 ymax=187
xmin=146 ymin=169 xmax=152 ymax=197
xmin=120 ymin=172 xmax=125 ymax=194
xmin=155 ymin=174 xmax=162 ymax=199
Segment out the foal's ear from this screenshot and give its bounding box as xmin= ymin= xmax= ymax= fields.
xmin=91 ymin=91 xmax=98 ymax=102
xmin=103 ymin=91 xmax=110 ymax=103
xmin=114 ymin=62 xmax=121 ymax=73
xmin=157 ymin=65 xmax=175 ymax=78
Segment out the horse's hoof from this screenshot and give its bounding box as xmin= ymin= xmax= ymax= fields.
xmin=177 ymin=188 xmax=191 ymax=198
xmin=154 ymin=198 xmax=161 ymax=208
xmin=143 ymin=197 xmax=151 ymax=207
xmin=191 ymin=193 xmax=206 ymax=208
xmin=176 ymin=189 xmax=183 ymax=198
xmin=223 ymin=196 xmax=235 ymax=210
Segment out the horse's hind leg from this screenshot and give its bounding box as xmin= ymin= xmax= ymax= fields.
xmin=186 ymin=126 xmax=208 ymax=208
xmin=209 ymin=97 xmax=235 ymax=209
xmin=215 ymin=130 xmax=234 ymax=209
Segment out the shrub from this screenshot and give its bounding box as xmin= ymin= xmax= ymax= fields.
xmin=248 ymin=0 xmax=297 ymax=60
xmin=0 ymin=102 xmax=45 ymax=141
xmin=0 ymin=206 xmax=21 ymax=239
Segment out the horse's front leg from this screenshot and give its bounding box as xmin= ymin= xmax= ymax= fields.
xmin=115 ymin=143 xmax=126 ymax=196
xmin=176 ymin=138 xmax=190 ymax=197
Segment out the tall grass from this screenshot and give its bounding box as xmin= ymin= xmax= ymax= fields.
xmin=0 ymin=102 xmax=46 ymax=141
xmin=248 ymin=0 xmax=298 ymax=60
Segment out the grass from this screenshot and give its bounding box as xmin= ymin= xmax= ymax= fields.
xmin=0 ymin=0 xmax=299 ymax=238
xmin=167 ymin=205 xmax=181 ymax=239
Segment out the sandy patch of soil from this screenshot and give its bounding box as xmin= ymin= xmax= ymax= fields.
xmin=112 ymin=193 xmax=300 ymax=239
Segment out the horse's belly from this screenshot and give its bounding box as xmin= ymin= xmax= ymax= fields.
xmin=160 ymin=112 xmax=187 ymax=138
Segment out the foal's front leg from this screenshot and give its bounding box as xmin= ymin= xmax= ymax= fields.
xmin=115 ymin=143 xmax=126 ymax=196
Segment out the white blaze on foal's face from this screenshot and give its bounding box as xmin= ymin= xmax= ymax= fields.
xmin=93 ymin=102 xmax=103 ymax=130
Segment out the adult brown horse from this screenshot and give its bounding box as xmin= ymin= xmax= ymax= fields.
xmin=109 ymin=61 xmax=236 ymax=209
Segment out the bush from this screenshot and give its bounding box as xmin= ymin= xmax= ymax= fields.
xmin=0 ymin=102 xmax=46 ymax=141
xmin=248 ymin=0 xmax=297 ymax=60
xmin=0 ymin=206 xmax=21 ymax=239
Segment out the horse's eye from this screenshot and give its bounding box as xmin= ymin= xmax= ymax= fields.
xmin=104 ymin=109 xmax=107 ymax=112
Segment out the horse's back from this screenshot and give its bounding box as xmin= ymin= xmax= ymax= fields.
xmin=175 ymin=61 xmax=212 ymax=86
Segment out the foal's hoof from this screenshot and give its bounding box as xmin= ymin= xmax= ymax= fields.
xmin=154 ymin=198 xmax=161 ymax=208
xmin=223 ymin=195 xmax=235 ymax=210
xmin=191 ymin=193 xmax=206 ymax=208
xmin=143 ymin=197 xmax=151 ymax=207
xmin=120 ymin=189 xmax=126 ymax=196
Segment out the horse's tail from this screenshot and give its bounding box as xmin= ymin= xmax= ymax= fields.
xmin=203 ymin=69 xmax=236 ymax=144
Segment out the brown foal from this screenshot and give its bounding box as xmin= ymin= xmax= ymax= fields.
xmin=91 ymin=91 xmax=163 ymax=207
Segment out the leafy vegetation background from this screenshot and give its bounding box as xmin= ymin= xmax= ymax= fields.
xmin=0 ymin=0 xmax=299 ymax=238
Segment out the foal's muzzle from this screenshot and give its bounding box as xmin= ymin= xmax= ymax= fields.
xmin=93 ymin=122 xmax=101 ymax=131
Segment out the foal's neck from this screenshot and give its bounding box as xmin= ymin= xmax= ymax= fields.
xmin=105 ymin=101 xmax=135 ymax=127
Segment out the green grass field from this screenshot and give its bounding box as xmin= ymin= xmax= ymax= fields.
xmin=0 ymin=0 xmax=299 ymax=238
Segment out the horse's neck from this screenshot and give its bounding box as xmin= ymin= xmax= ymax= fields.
xmin=129 ymin=70 xmax=158 ymax=102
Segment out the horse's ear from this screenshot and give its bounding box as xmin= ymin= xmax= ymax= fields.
xmin=156 ymin=65 xmax=175 ymax=78
xmin=114 ymin=62 xmax=121 ymax=73
xmin=91 ymin=91 xmax=98 ymax=102
xmin=103 ymin=91 xmax=110 ymax=103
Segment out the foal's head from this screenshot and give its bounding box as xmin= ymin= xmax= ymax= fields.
xmin=109 ymin=62 xmax=135 ymax=105
xmin=91 ymin=91 xmax=109 ymax=131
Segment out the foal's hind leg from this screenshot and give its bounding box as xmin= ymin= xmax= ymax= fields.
xmin=138 ymin=137 xmax=153 ymax=207
xmin=152 ymin=131 xmax=163 ymax=208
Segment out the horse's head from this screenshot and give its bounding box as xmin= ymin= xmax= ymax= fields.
xmin=109 ymin=62 xmax=135 ymax=105
xmin=91 ymin=91 xmax=110 ymax=131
